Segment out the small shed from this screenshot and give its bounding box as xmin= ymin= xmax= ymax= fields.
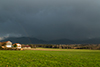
xmin=23 ymin=45 xmax=31 ymax=48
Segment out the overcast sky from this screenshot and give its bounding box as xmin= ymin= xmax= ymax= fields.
xmin=0 ymin=0 xmax=100 ymax=40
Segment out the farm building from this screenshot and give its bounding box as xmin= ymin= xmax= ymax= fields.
xmin=0 ymin=41 xmax=22 ymax=50
xmin=0 ymin=41 xmax=12 ymax=48
xmin=13 ymin=43 xmax=21 ymax=48
xmin=23 ymin=45 xmax=31 ymax=49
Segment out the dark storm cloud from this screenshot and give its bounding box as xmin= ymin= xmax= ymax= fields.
xmin=0 ymin=0 xmax=100 ymax=40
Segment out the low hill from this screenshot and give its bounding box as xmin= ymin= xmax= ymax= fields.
xmin=1 ymin=37 xmax=100 ymax=44
xmin=48 ymin=39 xmax=76 ymax=44
xmin=0 ymin=37 xmax=75 ymax=44
xmin=80 ymin=38 xmax=100 ymax=44
xmin=1 ymin=37 xmax=46 ymax=44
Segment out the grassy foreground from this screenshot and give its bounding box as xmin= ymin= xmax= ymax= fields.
xmin=0 ymin=49 xmax=100 ymax=67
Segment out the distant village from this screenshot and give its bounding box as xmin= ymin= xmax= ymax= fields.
xmin=0 ymin=41 xmax=31 ymax=50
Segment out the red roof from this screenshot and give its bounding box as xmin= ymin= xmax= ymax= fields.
xmin=24 ymin=45 xmax=30 ymax=47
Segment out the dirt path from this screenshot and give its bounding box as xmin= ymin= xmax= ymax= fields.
xmin=23 ymin=48 xmax=65 ymax=51
xmin=22 ymin=48 xmax=96 ymax=51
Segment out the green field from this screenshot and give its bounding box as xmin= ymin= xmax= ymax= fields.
xmin=0 ymin=49 xmax=100 ymax=67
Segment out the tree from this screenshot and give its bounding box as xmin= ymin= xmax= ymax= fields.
xmin=14 ymin=44 xmax=17 ymax=47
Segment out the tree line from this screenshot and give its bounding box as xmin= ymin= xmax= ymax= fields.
xmin=21 ymin=44 xmax=100 ymax=50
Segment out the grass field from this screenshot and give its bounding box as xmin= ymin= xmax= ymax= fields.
xmin=0 ymin=49 xmax=100 ymax=67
